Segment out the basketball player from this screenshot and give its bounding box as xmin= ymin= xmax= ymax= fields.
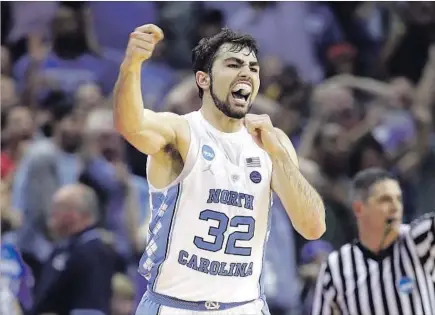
xmin=114 ymin=24 xmax=326 ymax=315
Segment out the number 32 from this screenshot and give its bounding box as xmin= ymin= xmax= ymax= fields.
xmin=193 ymin=209 xmax=255 ymax=256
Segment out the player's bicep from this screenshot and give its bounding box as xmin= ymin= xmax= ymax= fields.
xmin=120 ymin=111 xmax=186 ymax=156
xmin=411 ymin=212 xmax=435 ymax=267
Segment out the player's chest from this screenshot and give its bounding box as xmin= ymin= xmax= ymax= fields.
xmin=196 ymin=140 xmax=271 ymax=195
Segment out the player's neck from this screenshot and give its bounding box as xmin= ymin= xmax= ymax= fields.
xmin=200 ymin=100 xmax=243 ymax=134
xmin=358 ymin=226 xmax=399 ymax=254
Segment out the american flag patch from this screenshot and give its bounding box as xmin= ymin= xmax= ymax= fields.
xmin=246 ymin=157 xmax=261 ymax=168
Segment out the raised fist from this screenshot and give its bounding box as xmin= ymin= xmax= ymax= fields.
xmin=125 ymin=24 xmax=164 ymax=64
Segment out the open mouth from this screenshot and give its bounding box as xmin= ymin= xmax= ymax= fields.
xmin=230 ymin=82 xmax=252 ymax=104
xmin=231 ymin=89 xmax=250 ymax=102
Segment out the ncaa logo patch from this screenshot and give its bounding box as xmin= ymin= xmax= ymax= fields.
xmin=202 ymin=145 xmax=215 ymax=161
xmin=250 ymin=171 xmax=262 ymax=184
xmin=398 ymin=276 xmax=414 ymax=294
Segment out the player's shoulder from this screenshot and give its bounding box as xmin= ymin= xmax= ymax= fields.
xmin=157 ymin=111 xmax=192 ymax=145
xmin=176 ymin=111 xmax=201 ymax=128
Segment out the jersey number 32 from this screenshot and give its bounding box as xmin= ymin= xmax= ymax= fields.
xmin=193 ymin=209 xmax=255 ymax=256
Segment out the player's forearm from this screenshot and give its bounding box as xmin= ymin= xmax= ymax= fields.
xmin=113 ymin=61 xmax=148 ymax=135
xmin=271 ymin=148 xmax=325 ymax=240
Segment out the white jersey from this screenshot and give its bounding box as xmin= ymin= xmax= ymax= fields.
xmin=139 ymin=111 xmax=273 ymax=303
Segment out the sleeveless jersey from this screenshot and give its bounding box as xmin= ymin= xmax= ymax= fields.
xmin=139 ymin=111 xmax=273 ymax=303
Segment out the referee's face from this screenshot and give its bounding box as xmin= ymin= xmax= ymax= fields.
xmin=363 ymin=179 xmax=403 ymax=232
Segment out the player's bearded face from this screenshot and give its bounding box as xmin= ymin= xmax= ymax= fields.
xmin=209 ymin=76 xmax=253 ymax=119
xmin=209 ymin=45 xmax=260 ymax=119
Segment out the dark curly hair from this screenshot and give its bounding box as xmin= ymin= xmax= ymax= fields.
xmin=192 ymin=27 xmax=258 ymax=99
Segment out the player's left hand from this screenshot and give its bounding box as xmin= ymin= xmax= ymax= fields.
xmin=243 ymin=114 xmax=282 ymax=155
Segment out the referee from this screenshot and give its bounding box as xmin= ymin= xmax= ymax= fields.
xmin=312 ymin=168 xmax=435 ymax=315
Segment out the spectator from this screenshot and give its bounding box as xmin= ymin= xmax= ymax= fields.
xmin=30 ymin=184 xmax=115 ymax=315
xmin=1 ymin=105 xmax=36 ymax=180
xmin=10 ymin=93 xmax=83 ymax=282
xmin=111 ymin=273 xmax=136 ymax=315
xmin=387 ymin=2 xmax=435 ymax=82
xmin=3 ymin=1 xmax=59 ymax=62
xmin=81 ymin=107 xmax=150 ymax=267
xmin=196 ymin=9 xmax=225 ymax=42
xmin=227 ymin=2 xmax=328 ymax=83
xmin=13 ymin=6 xmax=107 ymax=98
xmin=1 ymin=75 xmax=19 ymax=109
xmin=88 ymin=2 xmax=159 ymax=51
xmin=1 ymin=46 xmax=12 ymax=76
xmin=0 ymin=243 xmax=27 ymax=315
xmin=75 ymin=82 xmax=105 ymax=118
xmin=264 ymin=195 xmax=302 ymax=315
xmin=139 ymin=40 xmax=179 ymax=111
xmin=325 ymin=43 xmax=357 ymax=76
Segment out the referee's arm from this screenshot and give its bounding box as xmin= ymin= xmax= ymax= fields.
xmin=410 ymin=212 xmax=435 ymax=270
xmin=312 ymin=261 xmax=340 ymax=315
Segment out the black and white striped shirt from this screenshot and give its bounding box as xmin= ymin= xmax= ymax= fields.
xmin=312 ymin=213 xmax=435 ymax=315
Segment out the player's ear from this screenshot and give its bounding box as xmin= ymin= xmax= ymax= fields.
xmin=196 ymin=71 xmax=210 ymax=92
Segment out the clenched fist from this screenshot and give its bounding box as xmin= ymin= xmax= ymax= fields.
xmin=125 ymin=24 xmax=164 ymax=65
xmin=244 ymin=114 xmax=281 ymax=155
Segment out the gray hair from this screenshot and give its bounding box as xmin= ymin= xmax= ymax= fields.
xmin=349 ymin=167 xmax=396 ymax=203
xmin=76 ymin=184 xmax=100 ymax=221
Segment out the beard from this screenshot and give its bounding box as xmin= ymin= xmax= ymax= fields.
xmin=209 ymin=76 xmax=253 ymax=119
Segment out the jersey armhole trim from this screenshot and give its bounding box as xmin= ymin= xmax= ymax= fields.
xmin=146 ymin=116 xmax=199 ymax=192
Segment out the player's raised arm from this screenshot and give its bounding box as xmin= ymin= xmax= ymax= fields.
xmin=113 ymin=24 xmax=186 ymax=156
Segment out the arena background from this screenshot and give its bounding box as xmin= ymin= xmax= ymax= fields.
xmin=1 ymin=2 xmax=434 ymax=315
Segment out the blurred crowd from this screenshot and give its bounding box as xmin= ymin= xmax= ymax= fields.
xmin=1 ymin=2 xmax=434 ymax=315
